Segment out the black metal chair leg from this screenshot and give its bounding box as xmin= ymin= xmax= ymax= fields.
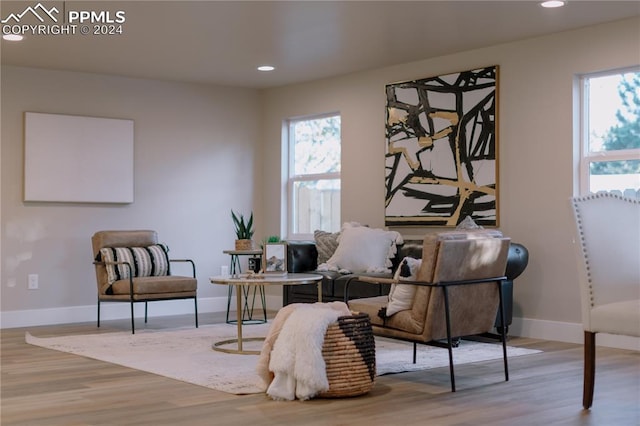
xmin=413 ymin=342 xmax=417 ymax=364
xmin=97 ymin=299 xmax=101 ymax=328
xmin=442 ymin=286 xmax=456 ymax=392
xmin=498 ymin=281 xmax=509 ymax=382
xmin=130 ymin=301 xmax=135 ymax=334
xmin=194 ymin=297 xmax=199 ymax=328
xmin=144 ymin=301 xmax=148 ymax=323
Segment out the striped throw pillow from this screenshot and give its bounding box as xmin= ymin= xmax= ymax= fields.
xmin=99 ymin=245 xmax=170 ymax=284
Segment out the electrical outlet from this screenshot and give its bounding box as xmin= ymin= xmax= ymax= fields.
xmin=28 ymin=274 xmax=38 ymax=290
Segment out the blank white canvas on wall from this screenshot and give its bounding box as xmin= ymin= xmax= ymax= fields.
xmin=24 ymin=112 xmax=134 ymax=203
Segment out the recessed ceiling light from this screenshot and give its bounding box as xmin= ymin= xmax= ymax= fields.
xmin=541 ymin=1 xmax=566 ymax=8
xmin=257 ymin=65 xmax=275 ymax=72
xmin=3 ymin=34 xmax=24 ymax=41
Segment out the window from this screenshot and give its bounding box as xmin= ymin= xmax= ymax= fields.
xmin=287 ymin=113 xmax=341 ymax=239
xmin=579 ymin=68 xmax=640 ymax=196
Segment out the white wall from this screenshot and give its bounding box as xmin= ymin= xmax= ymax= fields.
xmin=1 ymin=66 xmax=262 ymax=326
xmin=261 ymin=17 xmax=640 ymax=349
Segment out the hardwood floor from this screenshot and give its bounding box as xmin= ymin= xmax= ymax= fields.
xmin=2 ymin=313 xmax=639 ymax=425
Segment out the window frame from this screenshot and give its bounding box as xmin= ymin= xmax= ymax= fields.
xmin=578 ymin=66 xmax=640 ymax=195
xmin=286 ymin=112 xmax=341 ymax=240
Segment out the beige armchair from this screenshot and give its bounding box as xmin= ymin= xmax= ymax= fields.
xmin=570 ymin=193 xmax=640 ymax=409
xmin=347 ymin=231 xmax=511 ymax=391
xmin=92 ymin=230 xmax=198 ymax=334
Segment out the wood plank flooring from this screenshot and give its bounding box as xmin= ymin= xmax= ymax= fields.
xmin=2 ymin=313 xmax=639 ymax=425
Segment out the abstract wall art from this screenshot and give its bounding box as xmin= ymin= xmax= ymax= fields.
xmin=385 ymin=66 xmax=499 ymax=227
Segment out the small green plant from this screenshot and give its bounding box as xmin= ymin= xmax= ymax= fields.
xmin=231 ymin=210 xmax=254 ymax=240
xmin=261 ymin=235 xmax=282 ymax=248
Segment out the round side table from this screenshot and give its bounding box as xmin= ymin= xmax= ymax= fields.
xmin=222 ymin=249 xmax=266 ymax=324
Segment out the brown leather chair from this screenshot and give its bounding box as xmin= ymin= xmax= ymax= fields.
xmin=347 ymin=231 xmax=511 ymax=391
xmin=92 ymin=230 xmax=198 ymax=333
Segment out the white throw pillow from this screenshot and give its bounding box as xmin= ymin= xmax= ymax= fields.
xmin=386 ymin=257 xmax=422 ymax=316
xmin=322 ymin=224 xmax=402 ymax=273
xmin=456 ymin=215 xmax=484 ymax=230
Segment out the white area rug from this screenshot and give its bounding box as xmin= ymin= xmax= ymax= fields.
xmin=25 ymin=323 xmax=540 ymax=395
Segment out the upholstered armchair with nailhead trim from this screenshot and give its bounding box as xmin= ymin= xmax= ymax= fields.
xmin=570 ymin=193 xmax=640 ymax=409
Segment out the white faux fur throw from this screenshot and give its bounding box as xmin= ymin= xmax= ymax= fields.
xmin=260 ymin=302 xmax=351 ymax=401
xmin=256 ymin=302 xmax=307 ymax=387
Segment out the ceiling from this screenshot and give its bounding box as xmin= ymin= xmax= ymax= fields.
xmin=1 ymin=1 xmax=639 ymax=89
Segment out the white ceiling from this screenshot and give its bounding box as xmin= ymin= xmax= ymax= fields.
xmin=1 ymin=1 xmax=639 ymax=88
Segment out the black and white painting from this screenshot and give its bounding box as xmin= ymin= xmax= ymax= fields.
xmin=385 ymin=66 xmax=499 ymax=227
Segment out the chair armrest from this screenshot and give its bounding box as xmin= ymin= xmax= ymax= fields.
xmin=170 ymin=259 xmax=196 ymax=278
xmin=93 ymin=260 xmax=134 ymax=294
xmin=351 ymin=274 xmax=506 ymax=291
xmin=356 ymin=276 xmax=402 ymax=285
xmin=506 ymin=243 xmax=529 ymax=281
xmin=343 ymin=275 xmax=398 ymax=303
xmin=437 ymin=276 xmax=507 ymax=287
xmin=344 ymin=274 xmax=507 ymax=304
xmin=356 ymin=275 xmax=506 ymax=286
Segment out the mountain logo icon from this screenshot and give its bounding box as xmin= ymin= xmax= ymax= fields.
xmin=1 ymin=2 xmax=59 ymax=24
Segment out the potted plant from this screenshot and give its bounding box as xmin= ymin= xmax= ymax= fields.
xmin=231 ymin=210 xmax=255 ymax=250
xmin=261 ymin=235 xmax=282 ymax=247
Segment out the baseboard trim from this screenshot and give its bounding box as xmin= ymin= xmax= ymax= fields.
xmin=511 ymin=317 xmax=640 ymax=351
xmin=3 ymin=306 xmax=638 ymax=351
xmin=0 ymin=295 xmax=283 ymax=329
